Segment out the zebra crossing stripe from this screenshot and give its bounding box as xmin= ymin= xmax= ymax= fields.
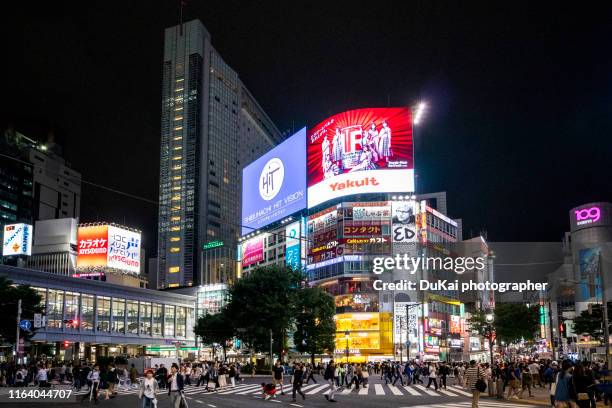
xmin=341 ymin=387 xmax=354 ymax=394
xmin=413 ymin=384 xmax=441 ymax=396
xmin=305 ymin=384 xmax=329 ymax=395
xmin=387 ymin=384 xmax=404 ymax=395
xmin=436 ymin=388 xmax=460 ymax=396
xmin=402 ymin=385 xmax=421 ymax=396
xmin=448 ymin=386 xmax=473 ymax=397
xmin=217 ymin=384 xmax=260 ymax=395
xmin=300 ymin=384 xmax=319 ymax=391
xmin=374 ymin=384 xmax=385 ymax=395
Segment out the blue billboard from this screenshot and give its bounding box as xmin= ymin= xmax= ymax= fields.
xmin=241 ymin=128 xmax=307 ymax=235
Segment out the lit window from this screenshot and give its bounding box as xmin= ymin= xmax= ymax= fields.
xmin=169 ymin=266 xmax=180 ymax=273
xmin=175 ymin=78 xmax=184 ymax=82
xmin=173 ymin=146 xmax=182 ymax=150
xmin=171 ymin=206 xmax=181 ymax=211
xmin=171 ymin=195 xmax=181 ymax=201
xmin=172 ymin=165 xmax=182 ymax=170
xmin=173 ymin=136 xmax=183 ymax=141
xmin=172 ymin=186 xmax=181 ymax=191
xmin=174 ymin=106 xmax=184 ymax=111
xmin=170 ymin=247 xmax=180 ymax=253
xmin=170 ymin=237 xmax=181 ymax=242
xmin=173 ymin=176 xmax=182 ymax=181
xmin=174 ymin=116 xmax=183 ymax=121
xmin=172 ymin=156 xmax=182 ymax=161
xmin=174 ymin=126 xmax=183 ymax=131
xmin=171 ymin=216 xmax=181 ymax=222
xmin=170 ymin=226 xmax=180 ymax=231
xmin=168 ymin=283 xmax=179 ymax=287
xmin=175 ymin=88 xmax=184 ymax=92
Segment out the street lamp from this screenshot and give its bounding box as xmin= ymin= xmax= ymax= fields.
xmin=485 ymin=313 xmax=495 ymax=364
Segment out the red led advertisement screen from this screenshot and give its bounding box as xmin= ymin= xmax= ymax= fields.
xmin=307 ymin=107 xmax=414 ymax=208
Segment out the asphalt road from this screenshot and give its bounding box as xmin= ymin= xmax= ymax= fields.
xmin=0 ymin=377 xmax=543 ymax=408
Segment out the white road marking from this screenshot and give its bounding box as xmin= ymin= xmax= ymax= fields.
xmin=374 ymin=384 xmax=385 ymax=395
xmin=358 ymin=386 xmax=369 ymax=395
xmin=402 ymin=385 xmax=422 ymax=395
xmin=305 ymin=384 xmax=329 ymax=394
xmin=387 ymin=384 xmax=404 ymax=395
xmin=413 ymin=384 xmax=441 ymax=396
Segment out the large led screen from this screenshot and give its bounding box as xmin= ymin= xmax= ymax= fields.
xmin=241 ymin=128 xmax=307 ymax=235
xmin=307 ymin=107 xmax=414 ymax=208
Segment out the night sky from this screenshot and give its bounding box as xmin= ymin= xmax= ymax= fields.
xmin=4 ymin=2 xmax=612 ymax=257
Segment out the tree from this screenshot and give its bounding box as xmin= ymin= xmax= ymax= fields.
xmin=573 ymin=303 xmax=612 ymax=343
xmin=467 ymin=303 xmax=540 ymax=344
xmin=194 ymin=309 xmax=235 ymax=361
xmin=0 ymin=277 xmax=44 ymax=344
xmin=293 ymin=287 xmax=336 ymax=365
xmin=225 ymin=266 xmax=301 ymax=362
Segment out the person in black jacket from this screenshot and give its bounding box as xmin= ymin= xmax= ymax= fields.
xmin=168 ymin=364 xmax=185 ymax=408
xmin=291 ymin=363 xmax=306 ymax=402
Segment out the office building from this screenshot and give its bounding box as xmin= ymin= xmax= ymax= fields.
xmin=157 ymin=19 xmax=282 ymax=289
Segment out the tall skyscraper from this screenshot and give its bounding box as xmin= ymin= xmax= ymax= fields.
xmin=158 ymin=20 xmax=282 ymax=289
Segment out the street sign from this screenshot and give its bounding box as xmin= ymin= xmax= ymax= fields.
xmin=33 ymin=314 xmax=42 ymax=328
xmin=19 ymin=320 xmax=32 ymax=331
xmin=203 ymin=240 xmax=224 ymax=250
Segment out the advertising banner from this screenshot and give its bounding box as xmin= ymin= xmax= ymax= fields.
xmin=285 ymin=222 xmax=301 ymax=271
xmin=242 ymin=128 xmax=307 ymax=234
xmin=394 ymin=301 xmax=419 ymax=344
xmin=352 ymin=205 xmax=391 ymax=221
xmin=391 ymin=200 xmax=417 ymax=243
xmin=307 ymin=107 xmax=414 ymax=208
xmin=76 ymin=225 xmax=109 ymax=268
xmin=2 ymin=223 xmax=33 ymax=256
xmin=242 ymin=235 xmax=265 ymax=267
xmin=449 ymin=315 xmax=462 ymax=334
xmin=107 ymin=226 xmax=141 ymax=273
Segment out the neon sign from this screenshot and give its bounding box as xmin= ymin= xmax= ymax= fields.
xmin=575 ymin=206 xmax=601 ymax=226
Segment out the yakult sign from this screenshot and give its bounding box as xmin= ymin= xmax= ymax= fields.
xmin=570 ymin=202 xmax=611 ymax=232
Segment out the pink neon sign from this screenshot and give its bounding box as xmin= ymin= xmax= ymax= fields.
xmin=575 ymin=206 xmax=601 ymax=225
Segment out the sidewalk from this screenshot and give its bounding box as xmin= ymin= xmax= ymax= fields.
xmin=481 ymin=383 xmax=609 ymax=407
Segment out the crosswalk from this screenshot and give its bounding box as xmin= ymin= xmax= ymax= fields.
xmin=405 ymin=400 xmax=540 ymax=408
xmin=68 ymin=383 xmax=479 ymax=398
xmin=0 ymin=383 xmax=486 ymax=399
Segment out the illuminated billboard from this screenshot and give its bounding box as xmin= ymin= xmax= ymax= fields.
xmin=285 ymin=222 xmax=301 ymax=271
xmin=2 ymin=223 xmax=33 ymax=256
xmin=76 ymin=224 xmax=141 ymax=273
xmin=241 ymin=128 xmax=307 ymax=235
xmin=307 ymin=107 xmax=414 ymax=208
xmin=241 ymin=235 xmax=265 ymax=267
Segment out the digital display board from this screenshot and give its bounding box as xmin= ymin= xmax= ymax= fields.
xmin=241 ymin=128 xmax=307 ymax=235
xmin=285 ymin=222 xmax=301 ymax=271
xmin=241 ymin=235 xmax=265 ymax=267
xmin=76 ymin=224 xmax=141 ymax=274
xmin=2 ymin=223 xmax=33 ymax=256
xmin=307 ymin=107 xmax=414 ymax=208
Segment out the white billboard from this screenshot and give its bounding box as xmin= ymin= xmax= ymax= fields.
xmin=106 ymin=226 xmax=141 ymax=273
xmin=394 ymin=301 xmax=419 ymax=345
xmin=2 ymin=223 xmax=33 ymax=256
xmin=391 ymin=200 xmax=417 ymax=243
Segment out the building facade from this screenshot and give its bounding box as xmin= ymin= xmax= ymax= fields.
xmin=1 ymin=266 xmax=196 ymax=362
xmin=157 ymin=19 xmax=282 ymax=289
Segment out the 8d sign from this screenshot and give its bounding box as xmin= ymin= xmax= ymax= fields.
xmin=391 ymin=201 xmax=417 ymax=243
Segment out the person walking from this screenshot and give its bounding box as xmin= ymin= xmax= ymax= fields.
xmin=518 ymin=364 xmax=533 ymax=398
xmin=139 ymin=370 xmax=159 ymax=408
xmin=571 ymin=362 xmax=593 ymax=408
xmin=291 ymin=363 xmax=306 ymax=402
xmin=84 ymin=365 xmax=101 ymax=403
xmin=392 ymin=363 xmax=404 ymax=386
xmin=439 ymin=363 xmax=449 ymax=389
xmin=324 ymin=360 xmax=337 ymax=402
xmin=167 ymin=364 xmax=185 ymax=408
xmin=426 ymin=363 xmax=439 ymax=390
xmin=553 ymin=360 xmax=574 ymax=408
xmin=272 ymin=360 xmax=286 ymax=395
xmin=304 ymin=364 xmax=317 ymax=384
xmin=130 ymin=364 xmax=139 ymax=389
xmin=464 ymin=360 xmax=485 ymax=408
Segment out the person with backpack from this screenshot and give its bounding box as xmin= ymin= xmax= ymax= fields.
xmin=464 ymin=360 xmax=486 ymax=408
xmin=323 ymin=360 xmax=337 ymax=402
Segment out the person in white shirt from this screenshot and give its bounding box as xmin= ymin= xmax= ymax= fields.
xmin=84 ymin=365 xmax=101 ymax=402
xmin=528 ymin=362 xmax=542 ymax=387
xmin=139 ymin=370 xmax=159 ymax=408
xmin=36 ymin=365 xmax=48 ymax=387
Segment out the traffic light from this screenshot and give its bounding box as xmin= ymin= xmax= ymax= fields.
xmin=63 ymin=341 xmax=70 ymax=348
xmin=63 ymin=319 xmax=79 ymax=328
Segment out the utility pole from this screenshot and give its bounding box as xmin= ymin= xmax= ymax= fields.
xmin=269 ymin=329 xmax=273 ymax=372
xmin=15 ymin=299 xmax=22 ymax=362
xmin=599 ymin=252 xmax=610 ymax=370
